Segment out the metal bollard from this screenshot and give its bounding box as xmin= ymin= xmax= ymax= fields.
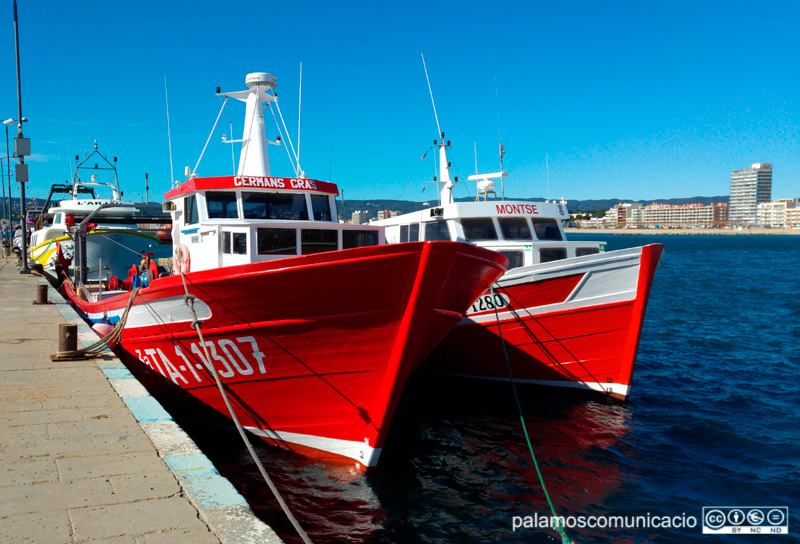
xmin=34 ymin=284 xmax=49 ymax=304
xmin=58 ymin=324 xmax=78 ymax=353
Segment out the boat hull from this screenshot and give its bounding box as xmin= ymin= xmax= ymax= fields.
xmin=426 ymin=244 xmax=662 ymax=401
xmin=30 ymin=229 xmax=169 ymax=281
xmin=64 ymin=241 xmax=507 ymax=467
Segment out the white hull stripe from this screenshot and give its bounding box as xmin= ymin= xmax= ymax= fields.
xmin=436 ymin=372 xmax=630 ymax=397
xmin=463 ymin=247 xmax=643 ymax=325
xmin=245 ymin=427 xmax=382 ymax=467
xmin=86 ymin=295 xmax=212 ymax=328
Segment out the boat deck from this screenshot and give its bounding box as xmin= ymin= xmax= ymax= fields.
xmin=0 ymin=256 xmax=280 ymax=543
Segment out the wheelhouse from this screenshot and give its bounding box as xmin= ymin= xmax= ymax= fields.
xmin=165 ymin=175 xmax=384 ymax=272
xmin=379 ymin=200 xmax=602 ymax=270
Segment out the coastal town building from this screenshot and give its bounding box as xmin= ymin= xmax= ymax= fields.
xmin=351 ymin=210 xmax=368 ymax=224
xmin=729 ymin=163 xmax=772 ymax=224
xmin=602 ymin=202 xmax=728 ymax=228
xmin=757 ymin=198 xmax=799 ymax=228
xmin=377 ymin=210 xmax=400 ymax=220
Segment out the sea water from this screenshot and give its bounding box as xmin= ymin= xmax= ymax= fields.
xmin=193 ymin=234 xmax=800 ymax=543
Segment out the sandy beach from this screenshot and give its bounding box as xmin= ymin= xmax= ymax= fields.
xmin=565 ymin=227 xmax=800 ymax=236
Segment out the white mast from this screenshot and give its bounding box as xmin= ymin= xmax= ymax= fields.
xmin=421 ymin=53 xmax=454 ymax=205
xmin=220 ymin=72 xmax=278 ymax=177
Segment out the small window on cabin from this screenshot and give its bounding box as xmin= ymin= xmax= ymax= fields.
xmin=233 ymin=232 xmax=247 ymax=255
xmin=499 ymin=250 xmax=525 ymax=271
xmin=576 ymin=247 xmax=600 ymax=257
xmin=301 ymin=229 xmax=338 ymax=255
xmin=498 ymin=217 xmax=532 ymax=240
xmin=222 ymin=231 xmax=232 ymax=254
xmin=532 ymin=218 xmax=562 ymax=241
xmin=343 ymin=230 xmax=379 ymax=249
xmin=311 ymin=194 xmax=333 ymax=222
xmin=424 ymin=220 xmax=451 ymax=241
xmin=409 ymin=223 xmax=420 ymax=242
xmin=540 ymin=248 xmax=567 ymax=263
xmin=206 ymin=191 xmax=239 ymax=219
xmin=185 ymin=195 xmax=198 ymax=224
xmin=400 ymin=225 xmax=409 ymax=242
xmin=461 ymin=218 xmax=498 ymax=241
xmin=257 ymin=228 xmax=296 ymax=255
xmin=243 ymin=192 xmax=308 ymax=220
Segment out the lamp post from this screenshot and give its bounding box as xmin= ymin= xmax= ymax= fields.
xmin=13 ymin=0 xmax=30 ymax=274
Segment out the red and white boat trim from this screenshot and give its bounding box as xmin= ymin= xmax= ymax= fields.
xmin=62 ymin=72 xmax=508 ymax=468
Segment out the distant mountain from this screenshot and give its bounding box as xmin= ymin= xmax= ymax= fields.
xmin=342 ymin=195 xmax=730 ymax=219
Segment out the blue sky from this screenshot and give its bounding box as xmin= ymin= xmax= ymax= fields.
xmin=1 ymin=0 xmax=798 ymax=205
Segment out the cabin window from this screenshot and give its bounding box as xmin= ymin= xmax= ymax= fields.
xmin=499 ymin=250 xmax=525 ymax=271
xmin=185 ymin=195 xmax=198 ymax=224
xmin=233 ymin=232 xmax=247 ymax=255
xmin=311 ymin=194 xmax=333 ymax=222
xmin=302 ymin=229 xmax=338 ymax=255
xmin=222 ymin=232 xmax=231 ymax=254
xmin=576 ymin=247 xmax=600 ymax=257
xmin=461 ymin=218 xmax=498 ymax=241
xmin=409 ymin=223 xmax=420 ymax=242
xmin=343 ymin=230 xmax=378 ymax=248
xmin=540 ymin=247 xmax=567 ymax=262
xmin=424 ymin=220 xmax=451 ymax=241
xmin=498 ymin=217 xmax=532 ymax=240
xmin=532 ymin=218 xmax=562 ymax=241
xmin=206 ymin=191 xmax=239 ymax=219
xmin=242 ymin=192 xmax=309 ymax=220
xmin=257 ymin=228 xmax=297 ymax=255
xmin=400 ymin=225 xmax=409 ymax=242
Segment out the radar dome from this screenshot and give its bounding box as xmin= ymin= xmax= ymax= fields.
xmin=245 ymin=72 xmax=277 ymax=90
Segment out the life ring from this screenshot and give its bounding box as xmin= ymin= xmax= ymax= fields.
xmin=174 ymin=244 xmax=191 ymax=275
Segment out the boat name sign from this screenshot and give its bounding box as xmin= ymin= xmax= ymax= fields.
xmin=135 ymin=335 xmax=267 ymax=385
xmin=495 ymin=203 xmax=540 ymax=216
xmin=234 ymin=176 xmax=322 ymax=191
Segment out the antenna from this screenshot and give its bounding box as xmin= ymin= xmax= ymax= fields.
xmin=474 ymin=140 xmax=478 ymax=175
xmin=546 ymin=152 xmax=551 ymax=200
xmin=421 ymin=53 xmax=441 ymax=137
xmin=229 ymin=122 xmax=235 ymax=175
xmin=164 ymin=71 xmax=175 ymax=188
xmin=492 ymin=54 xmax=505 ymax=199
xmin=297 ymin=61 xmax=302 ymax=175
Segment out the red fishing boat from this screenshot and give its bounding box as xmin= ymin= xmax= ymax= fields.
xmin=62 ymin=72 xmax=507 ymax=467
xmin=375 ymin=130 xmax=661 ymax=401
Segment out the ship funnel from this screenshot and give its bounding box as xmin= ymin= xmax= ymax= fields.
xmin=245 ymin=72 xmax=277 ymax=90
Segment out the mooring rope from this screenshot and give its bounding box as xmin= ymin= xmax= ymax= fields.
xmin=56 ymin=282 xmax=140 ymax=358
xmin=177 ymin=267 xmax=312 ymax=544
xmin=489 ymin=284 xmax=574 ymax=544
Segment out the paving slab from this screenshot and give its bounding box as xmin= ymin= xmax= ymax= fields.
xmin=0 ymin=259 xmax=281 ymax=543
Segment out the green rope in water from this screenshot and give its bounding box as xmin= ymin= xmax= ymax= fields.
xmin=490 ymin=285 xmax=574 ymax=544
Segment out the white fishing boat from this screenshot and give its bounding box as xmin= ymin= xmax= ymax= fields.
xmin=373 ymin=134 xmax=662 ymax=400
xmin=28 ymin=143 xmax=170 ymax=282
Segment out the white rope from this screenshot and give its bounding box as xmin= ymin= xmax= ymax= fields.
xmin=274 ymin=100 xmax=302 ymax=176
xmin=177 ymin=265 xmax=312 ymax=544
xmin=191 ymin=97 xmax=229 ymax=178
xmin=269 ymin=105 xmax=297 ymax=174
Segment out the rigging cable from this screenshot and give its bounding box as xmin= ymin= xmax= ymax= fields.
xmin=176 ymin=262 xmax=312 ymax=544
xmin=489 ymin=284 xmax=574 ymax=544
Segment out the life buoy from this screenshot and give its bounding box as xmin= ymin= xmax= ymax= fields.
xmin=174 ymin=244 xmax=191 ymax=275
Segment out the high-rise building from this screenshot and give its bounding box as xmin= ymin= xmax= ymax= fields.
xmin=729 ymin=163 xmax=772 ymax=224
xmin=351 ymin=210 xmax=368 ymax=225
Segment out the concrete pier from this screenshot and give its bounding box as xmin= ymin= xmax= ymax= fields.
xmin=0 ymin=258 xmax=281 ymax=543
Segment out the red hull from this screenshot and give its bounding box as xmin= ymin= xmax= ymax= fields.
xmin=64 ymin=242 xmax=507 ymax=467
xmin=427 ymin=244 xmax=662 ymax=400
